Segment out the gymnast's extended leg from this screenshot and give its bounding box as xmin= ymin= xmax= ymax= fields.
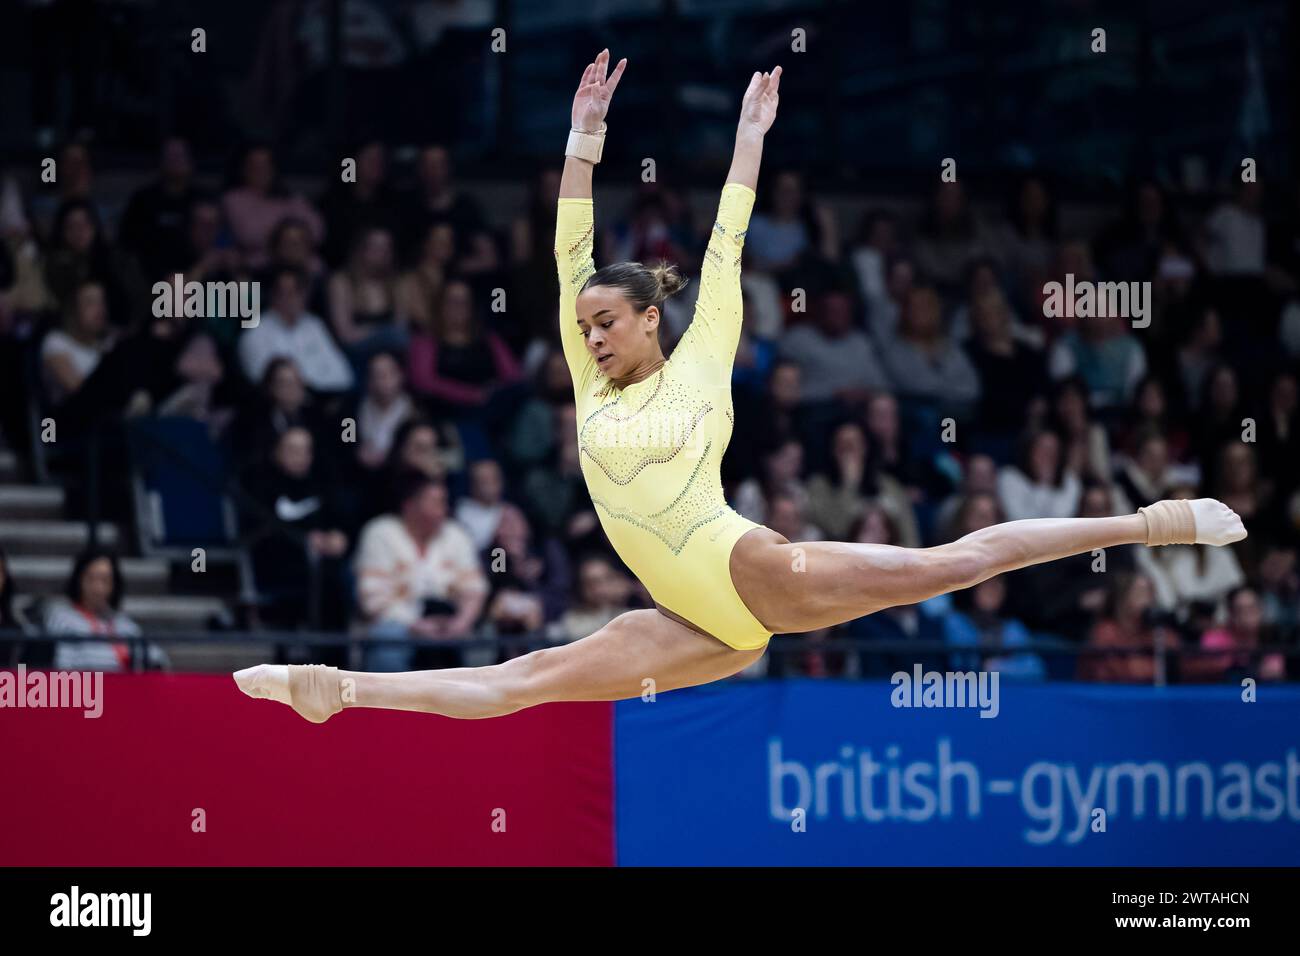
xmin=234 ymin=609 xmax=765 ymax=721
xmin=731 ymin=498 xmax=1246 ymax=633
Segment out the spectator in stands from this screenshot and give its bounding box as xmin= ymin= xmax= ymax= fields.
xmin=221 ymin=143 xmax=325 ymax=271
xmin=506 ymin=167 xmax=564 ymax=351
xmin=945 ymin=576 xmax=1046 ymax=680
xmin=604 ymin=184 xmax=693 ymax=269
xmin=1202 ymin=181 xmax=1265 ymax=279
xmin=1257 ymin=369 xmax=1300 ymax=498
xmin=911 ymin=181 xmax=991 ymax=296
xmin=879 ymin=285 xmax=981 ymax=418
xmin=0 ymin=545 xmax=36 ymax=666
xmin=117 ymin=136 xmax=204 ymax=281
xmin=178 ymin=199 xmax=239 ymax=290
xmin=863 ymin=390 xmax=953 ymax=506
xmin=997 ymin=428 xmax=1081 ymax=521
xmin=727 ymin=359 xmax=809 ymax=486
xmin=1212 ymin=441 xmax=1270 ymax=576
xmin=934 ymin=453 xmax=999 ymax=541
xmin=1095 ymin=178 xmax=1185 ymax=282
xmin=41 ymin=279 xmax=114 ymax=405
xmin=406 ymin=277 xmax=523 ymax=419
xmin=964 ymin=286 xmax=1049 ymax=456
xmin=350 ymin=350 xmax=416 ymax=471
xmin=228 ymin=357 xmax=329 ymax=476
xmin=1184 ymin=586 xmax=1286 ymax=683
xmin=764 ymin=489 xmax=823 ymax=544
xmin=264 ymin=217 xmax=328 ymax=315
xmin=777 ymin=289 xmax=889 ymax=406
xmin=239 ymin=267 xmax=354 ymax=394
xmin=948 ymin=258 xmax=1032 ymax=345
xmin=46 ymin=549 xmax=168 ymax=672
xmin=546 ymin=553 xmax=635 ymax=644
xmin=1193 ymin=364 xmax=1246 ymax=480
xmin=522 ymin=405 xmax=599 ymax=551
xmin=244 ymin=426 xmax=351 ymax=639
xmin=746 ymin=169 xmax=837 ymax=275
xmin=327 ymin=225 xmax=409 ymax=372
xmin=400 ymin=145 xmax=497 ymax=276
xmin=399 ymin=221 xmax=454 ymax=333
xmin=30 ymin=142 xmax=103 ymax=235
xmin=990 ymin=174 xmax=1058 ymax=314
xmin=481 ymin=504 xmax=569 ymax=648
xmin=455 ymin=458 xmax=507 ymax=552
xmin=849 ymin=208 xmax=899 ymax=318
xmin=1118 ymin=375 xmax=1191 ymax=466
xmin=1048 ymin=376 xmax=1112 ymax=483
xmin=1048 ymin=312 xmax=1147 ymax=411
xmin=731 ymin=286 xmax=779 ymax=395
xmin=155 ymin=329 xmax=237 ymax=435
xmin=504 ymin=349 xmax=573 ymax=471
xmin=317 ymin=139 xmax=399 ymax=268
xmin=354 ymin=470 xmax=487 ymax=671
xmin=44 ymin=199 xmax=145 ymax=325
xmin=1256 ymin=546 xmax=1300 ymax=633
xmin=805 ymin=419 xmax=919 ymax=546
xmin=735 ymin=437 xmax=813 ymax=530
xmin=1077 ymin=572 xmax=1179 ymax=684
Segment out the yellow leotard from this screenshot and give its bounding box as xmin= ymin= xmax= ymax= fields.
xmin=554 ymin=182 xmax=772 ymax=651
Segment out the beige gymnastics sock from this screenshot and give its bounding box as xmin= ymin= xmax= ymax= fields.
xmin=1137 ymin=499 xmax=1197 ymax=546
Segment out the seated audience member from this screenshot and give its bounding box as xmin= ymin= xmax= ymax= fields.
xmin=350 ymin=350 xmax=416 ymax=472
xmin=327 ymin=225 xmax=409 ymax=371
xmin=944 ymin=577 xmax=1046 ymax=680
xmin=777 ymin=289 xmax=890 ymax=405
xmin=997 ymin=428 xmax=1081 ymax=520
xmin=1184 ymin=586 xmax=1286 ymax=683
xmin=227 ymin=357 xmax=329 ymax=476
xmin=455 ymin=458 xmax=508 ymax=552
xmin=117 ymin=136 xmax=205 ymax=281
xmin=44 ymin=199 xmax=145 ymax=327
xmin=41 ymin=279 xmax=114 ymax=406
xmin=239 ymin=267 xmax=354 ymax=394
xmin=406 ymin=278 xmax=523 ymax=419
xmin=805 ymin=420 xmax=919 ymax=546
xmin=354 ymin=471 xmax=487 ymax=672
xmin=546 ymin=554 xmax=635 ymax=645
xmin=1077 ymin=572 xmax=1180 ymax=684
xmin=45 ymin=549 xmax=168 ymax=672
xmin=481 ymin=504 xmax=569 ymax=649
xmin=244 ymin=426 xmax=351 ymax=641
xmin=878 ymin=285 xmax=981 ymax=418
xmin=221 ymin=144 xmax=324 ymax=271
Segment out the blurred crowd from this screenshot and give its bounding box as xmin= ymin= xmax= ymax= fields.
xmin=1 ymin=135 xmax=1299 ymax=683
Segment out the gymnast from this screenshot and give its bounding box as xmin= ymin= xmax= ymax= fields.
xmin=235 ymin=50 xmax=1245 ymax=722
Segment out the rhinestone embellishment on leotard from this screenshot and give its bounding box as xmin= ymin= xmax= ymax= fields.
xmin=589 ymin=440 xmax=728 ymax=555
xmin=579 ymin=372 xmax=713 ymax=485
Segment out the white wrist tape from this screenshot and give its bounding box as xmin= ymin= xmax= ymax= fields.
xmin=566 ymin=122 xmax=607 ymax=163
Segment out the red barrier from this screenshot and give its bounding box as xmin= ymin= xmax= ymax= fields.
xmin=0 ymin=673 xmax=613 ymax=865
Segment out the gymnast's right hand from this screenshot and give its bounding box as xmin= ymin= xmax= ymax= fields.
xmin=571 ymin=48 xmax=627 ymax=133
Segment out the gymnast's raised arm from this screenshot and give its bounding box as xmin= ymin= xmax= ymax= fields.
xmin=554 ymin=49 xmax=627 ymax=394
xmin=674 ymin=66 xmax=781 ymax=372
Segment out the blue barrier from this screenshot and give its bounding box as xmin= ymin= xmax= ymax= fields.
xmin=614 ymin=680 xmax=1300 ymax=865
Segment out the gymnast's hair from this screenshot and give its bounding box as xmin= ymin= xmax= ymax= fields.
xmin=581 ymin=260 xmax=689 ymax=313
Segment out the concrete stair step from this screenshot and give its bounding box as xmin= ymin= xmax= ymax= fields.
xmin=7 ymin=555 xmax=171 ymax=596
xmin=0 ymin=485 xmax=65 ymax=520
xmin=0 ymin=520 xmax=120 ymax=556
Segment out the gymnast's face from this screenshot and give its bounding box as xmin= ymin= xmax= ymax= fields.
xmin=575 ymin=285 xmax=660 ymax=380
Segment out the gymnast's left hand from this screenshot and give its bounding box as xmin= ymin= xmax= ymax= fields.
xmin=738 ymin=65 xmax=782 ymax=136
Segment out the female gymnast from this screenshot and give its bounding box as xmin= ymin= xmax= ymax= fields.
xmin=235 ymin=50 xmax=1245 ymax=723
